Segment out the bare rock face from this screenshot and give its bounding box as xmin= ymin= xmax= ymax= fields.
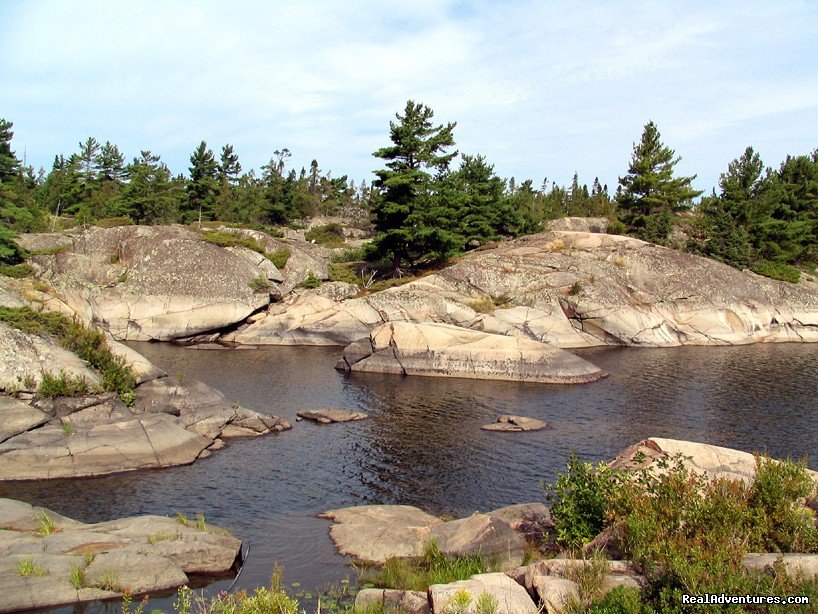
xmin=610 ymin=437 xmax=818 ymax=485
xmin=25 ymin=225 xmax=272 ymax=341
xmin=547 ymin=216 xmax=609 ymax=233
xmin=430 ymin=573 xmax=538 ymax=614
xmin=336 ymin=322 xmax=605 ymax=384
xmin=429 ymin=513 xmax=529 ymax=567
xmin=0 ymin=498 xmax=241 ymax=612
xmin=0 ymin=322 xmax=102 ymax=392
xmin=743 ymin=553 xmax=818 ymax=580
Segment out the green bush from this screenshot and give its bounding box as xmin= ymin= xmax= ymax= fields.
xmin=751 ymin=260 xmax=801 ymax=283
xmin=201 ymin=230 xmax=267 ymax=254
xmin=0 ymin=262 xmax=34 ymax=278
xmin=586 ymin=586 xmax=654 ymax=613
xmin=39 ymin=370 xmax=89 ymax=397
xmin=330 ymin=246 xmax=366 ymax=263
xmin=305 ymin=223 xmax=346 ymax=247
xmin=0 ymin=306 xmax=136 ymax=396
xmin=327 ymin=263 xmax=362 ymax=285
xmin=546 ymin=452 xmax=618 ymax=549
xmin=249 ymin=275 xmax=271 ymax=292
xmin=94 ymin=216 xmax=133 ymax=228
xmin=300 ymin=271 xmax=321 ymax=289
xmin=268 ymin=247 xmax=291 ymax=270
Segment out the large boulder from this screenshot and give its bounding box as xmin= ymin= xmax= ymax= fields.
xmin=610 ymin=437 xmax=818 ymax=485
xmin=0 ymin=498 xmax=241 ymax=612
xmin=336 ymin=322 xmax=605 ymax=384
xmin=429 ymin=513 xmax=528 ymax=566
xmin=429 ymin=573 xmax=538 ymax=614
xmin=26 ymin=225 xmax=272 ymax=341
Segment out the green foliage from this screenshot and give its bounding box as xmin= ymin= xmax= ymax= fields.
xmin=17 ymin=556 xmax=48 ymax=577
xmin=751 ymin=260 xmax=801 ymax=283
xmin=268 ymin=247 xmax=291 ymax=269
xmin=616 ymin=121 xmax=701 ymax=243
xmin=0 ymin=262 xmax=33 ymax=278
xmin=586 ymin=586 xmax=654 ymax=613
xmin=305 ymin=223 xmax=346 ymax=247
xmin=39 ymin=370 xmax=89 ymax=397
xmin=35 ymin=510 xmax=56 ymax=536
xmin=0 ymin=306 xmax=136 ymax=395
xmin=201 ymin=230 xmax=267 ymax=254
xmin=547 ymin=452 xmax=617 ymax=549
xmin=569 ymin=281 xmax=582 ymax=296
xmin=173 ymin=569 xmax=300 ymax=614
xmin=300 ymin=271 xmax=321 ymax=289
xmin=330 ymin=246 xmax=366 ymax=263
xmin=327 ymin=263 xmax=362 ymax=285
xmin=61 ymin=420 xmax=74 ymax=436
xmin=70 ymin=564 xmax=87 ymax=589
xmin=249 ymin=275 xmax=271 ymax=292
xmin=362 ymin=540 xmax=495 ymax=592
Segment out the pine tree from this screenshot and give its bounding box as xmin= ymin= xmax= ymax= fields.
xmin=369 ymin=100 xmax=457 ymax=269
xmin=218 ymin=144 xmax=242 ymax=184
xmin=186 ymin=141 xmax=218 ymax=224
xmin=616 ymin=121 xmax=701 ymax=242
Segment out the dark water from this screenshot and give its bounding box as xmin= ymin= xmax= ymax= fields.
xmin=2 ymin=342 xmax=816 ymax=609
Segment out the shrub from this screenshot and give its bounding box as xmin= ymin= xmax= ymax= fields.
xmin=330 ymin=246 xmax=366 ymax=263
xmin=751 ymin=260 xmax=801 ymax=283
xmin=569 ymin=281 xmax=582 ymax=295
xmin=249 ymin=275 xmax=271 ymax=292
xmin=0 ymin=306 xmax=136 ymax=396
xmin=200 ymin=230 xmax=267 ymax=254
xmin=546 ymin=452 xmax=618 ymax=549
xmin=327 ymin=263 xmax=362 ymax=285
xmin=586 ymin=586 xmax=654 ymax=613
xmin=305 ymin=223 xmax=346 ymax=247
xmin=301 ymin=272 xmax=321 ymax=289
xmin=468 ymin=297 xmax=495 ymax=314
xmin=39 ymin=370 xmax=89 ymax=397
xmin=268 ymin=247 xmax=291 ymax=270
xmin=0 ymin=262 xmax=33 ymax=278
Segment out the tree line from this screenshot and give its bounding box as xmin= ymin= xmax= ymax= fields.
xmin=1 ymin=107 xmax=815 ymax=282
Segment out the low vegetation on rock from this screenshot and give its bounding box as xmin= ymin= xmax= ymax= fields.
xmin=0 ymin=306 xmax=136 ymax=396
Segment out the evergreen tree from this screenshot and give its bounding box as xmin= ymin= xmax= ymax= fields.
xmin=96 ymin=141 xmax=126 ymax=183
xmin=219 ymin=144 xmax=242 ymax=184
xmin=369 ymin=100 xmax=457 ymax=269
xmin=616 ymin=121 xmax=702 ymax=242
xmin=0 ymin=119 xmax=30 ymax=262
xmin=185 ymin=141 xmax=218 ymax=224
xmin=123 ymin=151 xmax=180 ymax=223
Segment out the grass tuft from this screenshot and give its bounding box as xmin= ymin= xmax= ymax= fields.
xmin=17 ymin=556 xmax=48 ymax=577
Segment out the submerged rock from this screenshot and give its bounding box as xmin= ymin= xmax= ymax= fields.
xmin=296 ymin=408 xmax=368 ymax=424
xmin=336 ymin=322 xmax=605 ymax=384
xmin=481 ymin=415 xmax=548 ymax=432
xmin=0 ymin=498 xmax=241 ymax=612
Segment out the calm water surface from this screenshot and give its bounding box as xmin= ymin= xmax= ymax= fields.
xmin=2 ymin=342 xmax=816 ymax=610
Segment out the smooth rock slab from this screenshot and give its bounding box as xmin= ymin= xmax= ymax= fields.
xmin=355 ymin=588 xmax=429 ymax=614
xmin=430 ymin=573 xmax=538 ymax=614
xmin=481 ymin=415 xmax=547 ymax=432
xmin=0 ymin=396 xmax=49 ymax=444
xmin=529 ymin=576 xmax=579 ymax=614
xmin=429 ymin=514 xmax=528 ymax=567
xmin=318 ymin=505 xmax=443 ymax=563
xmin=337 ymin=322 xmax=605 ymax=384
xmin=296 ymin=408 xmax=368 ymax=424
xmin=743 ymin=553 xmax=818 ymax=580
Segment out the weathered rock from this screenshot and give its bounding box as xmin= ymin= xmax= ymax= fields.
xmin=225 ymin=245 xmax=285 ymax=283
xmin=26 ymin=225 xmax=273 ymax=341
xmin=547 ymin=217 xmax=609 ymax=233
xmin=105 ymin=333 xmax=166 ymax=383
xmin=0 ymin=321 xmax=101 ymax=392
xmin=743 ymin=553 xmax=818 ymax=580
xmin=481 ymin=415 xmax=548 ymax=432
xmin=0 ymin=499 xmax=241 ymax=612
xmin=523 ymin=558 xmax=639 ymax=594
xmin=337 ymin=322 xmax=605 ymax=384
xmin=529 ymin=576 xmax=579 ymax=614
xmin=355 ymin=588 xmax=429 ymax=614
xmin=318 ymin=505 xmax=443 ymax=563
xmin=296 ymin=408 xmax=368 ymax=424
xmin=429 ymin=573 xmax=538 ymax=614
xmin=611 ymin=437 xmax=818 ymax=485
xmin=0 ymin=396 xmax=49 ymax=443
xmin=487 ymin=503 xmax=555 ymax=546
xmin=0 ymin=414 xmax=212 ymax=480
xmin=430 ymin=514 xmax=528 ymax=566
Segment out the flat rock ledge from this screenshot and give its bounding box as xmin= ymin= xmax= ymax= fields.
xmin=0 ymin=498 xmax=241 ymax=613
xmin=336 ymin=322 xmax=605 ymax=384
xmin=481 ymin=415 xmax=547 ymax=432
xmin=296 ymin=408 xmax=368 ymax=424
xmin=318 ymin=503 xmax=553 ymax=567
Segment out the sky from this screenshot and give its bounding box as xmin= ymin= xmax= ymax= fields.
xmin=2 ymin=0 xmax=817 ymax=195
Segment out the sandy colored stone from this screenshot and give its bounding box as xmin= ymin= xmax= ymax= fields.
xmin=430 ymin=514 xmax=528 ymax=566
xmin=318 ymin=505 xmax=443 ymax=563
xmin=743 ymin=553 xmax=818 ymax=580
xmin=529 ymin=576 xmax=579 ymax=614
xmin=430 ymin=573 xmax=538 ymax=614
xmin=337 ymin=322 xmax=605 ymax=384
xmin=0 ymin=396 xmax=49 ymax=443
xmin=481 ymin=415 xmax=548 ymax=432
xmin=296 ymin=408 xmax=368 ymax=424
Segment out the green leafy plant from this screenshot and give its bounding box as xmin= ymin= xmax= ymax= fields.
xmin=330 ymin=246 xmax=366 ymax=263
xmin=39 ymin=370 xmax=89 ymax=398
xmin=61 ymin=420 xmax=74 ymax=436
xmin=305 ymin=223 xmax=346 ymax=248
xmin=120 ymin=390 xmax=136 ymax=408
xmin=301 ymin=271 xmax=321 ymax=289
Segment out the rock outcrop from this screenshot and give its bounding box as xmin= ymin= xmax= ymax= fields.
xmin=336 ymin=322 xmax=605 ymax=384
xmin=231 ymin=229 xmax=818 ymax=348
xmin=430 ymin=573 xmax=537 ymax=614
xmin=296 ymin=408 xmax=368 ymax=424
xmin=0 ymin=498 xmax=241 ymax=613
xmin=611 ymin=437 xmax=818 ymax=485
xmin=481 ymin=415 xmax=548 ymax=432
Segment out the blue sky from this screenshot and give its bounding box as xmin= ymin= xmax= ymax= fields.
xmin=2 ymin=0 xmax=816 ymax=194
